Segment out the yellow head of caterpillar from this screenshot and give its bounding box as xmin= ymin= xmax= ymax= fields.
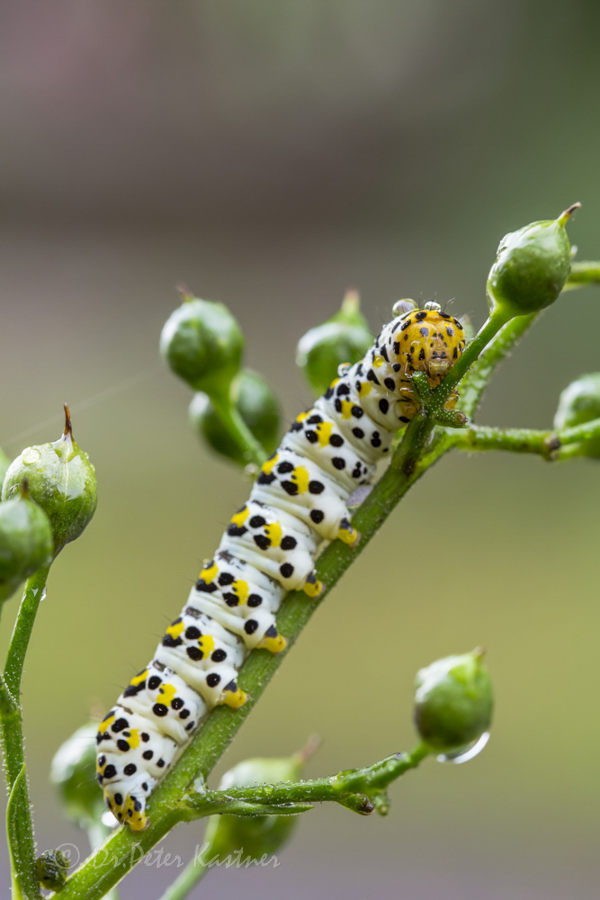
xmin=391 ymin=302 xmax=466 ymax=384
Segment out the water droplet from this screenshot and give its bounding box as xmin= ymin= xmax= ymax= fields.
xmin=392 ymin=299 xmax=416 ymax=317
xmin=101 ymin=810 xmax=119 ymax=828
xmin=437 ymin=732 xmax=490 ymax=764
xmin=22 ymin=448 xmax=41 ymax=465
xmin=424 ymin=300 xmax=441 ymax=312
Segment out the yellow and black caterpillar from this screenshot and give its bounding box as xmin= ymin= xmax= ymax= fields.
xmin=96 ymin=301 xmax=466 ymax=830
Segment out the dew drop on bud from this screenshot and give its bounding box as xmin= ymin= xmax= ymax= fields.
xmin=437 ymin=731 xmax=490 ymax=765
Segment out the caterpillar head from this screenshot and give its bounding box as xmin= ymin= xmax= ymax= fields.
xmin=390 ymin=301 xmax=466 ymax=382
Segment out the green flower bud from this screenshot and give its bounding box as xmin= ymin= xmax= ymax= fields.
xmin=554 ymin=373 xmax=600 ymax=457
xmin=51 ymin=722 xmax=105 ymax=829
xmin=296 ymin=291 xmax=373 ymax=396
xmin=205 ymin=750 xmax=309 ymax=863
xmin=160 ymin=290 xmax=244 ymax=396
xmin=487 ymin=204 xmax=580 ymax=318
xmin=189 ymin=369 xmax=280 ymax=466
xmin=0 ymin=448 xmax=11 ymax=492
xmin=0 ymin=482 xmax=53 ymax=604
xmin=2 ymin=407 xmax=97 ymax=557
xmin=36 ymin=849 xmax=69 ymax=891
xmin=414 ymin=649 xmax=493 ymax=754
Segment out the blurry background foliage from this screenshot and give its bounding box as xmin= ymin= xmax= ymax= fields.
xmin=0 ymin=2 xmax=599 ymax=897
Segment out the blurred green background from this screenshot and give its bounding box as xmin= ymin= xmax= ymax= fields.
xmin=1 ymin=1 xmax=599 ymax=897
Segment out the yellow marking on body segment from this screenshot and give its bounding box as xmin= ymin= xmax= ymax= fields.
xmin=158 ymin=683 xmax=177 ymax=706
xmin=101 ymin=712 xmax=116 ymax=727
xmin=200 ymin=561 xmax=218 ymax=583
xmin=127 ymin=729 xmax=141 ymax=750
xmin=296 ymin=411 xmax=309 ymax=423
xmin=316 ymin=421 xmax=333 ymax=446
xmin=264 ymin=522 xmax=282 ymax=546
xmin=341 ymin=399 xmax=354 ymax=419
xmin=233 ymin=578 xmax=249 ymax=603
xmin=165 ymin=621 xmax=184 ymax=641
xmin=292 ymin=466 xmax=310 ymax=493
xmin=358 ymin=381 xmax=372 ymax=397
xmin=198 ymin=634 xmax=215 ymax=655
xmin=261 ymin=454 xmax=279 ymax=475
xmin=130 ymin=670 xmax=148 ymax=688
xmin=230 ymin=506 xmax=249 ymax=528
xmin=373 ymin=355 xmax=384 ymax=368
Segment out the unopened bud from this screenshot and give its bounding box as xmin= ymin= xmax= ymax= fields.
xmin=487 ymin=205 xmax=579 ymax=318
xmin=296 ymin=291 xmax=373 ymax=396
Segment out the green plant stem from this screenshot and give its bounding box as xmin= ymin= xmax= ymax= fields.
xmin=458 ymin=314 xmax=538 ymax=419
xmin=158 ymin=851 xmax=210 ymax=900
xmin=7 ymin=765 xmax=28 ymax=900
xmin=448 ymin=415 xmax=600 ymax=458
xmin=209 ymin=393 xmax=268 ymax=468
xmin=432 ymin=312 xmax=512 ymax=407
xmin=182 ymin=744 xmax=431 ymax=821
xmin=0 ymin=567 xmax=50 ymax=900
xmin=563 ymin=260 xmax=600 ymax=290
xmin=86 ymin=823 xmax=120 ymax=900
xmin=4 ymin=567 xmax=50 ymax=699
xmin=450 ymin=425 xmax=555 ymax=457
xmin=157 ymin=744 xmax=428 ymax=900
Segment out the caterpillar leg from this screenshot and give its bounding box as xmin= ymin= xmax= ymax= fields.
xmin=256 ymin=623 xmax=287 ymax=653
xmin=338 ymin=517 xmax=361 ymax=547
xmin=302 ymin=570 xmax=323 ymax=598
xmin=221 ymin=684 xmax=248 ymax=707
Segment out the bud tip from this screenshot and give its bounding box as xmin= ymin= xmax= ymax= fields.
xmin=295 ymin=734 xmax=321 ymax=765
xmin=341 ymin=289 xmax=361 ymax=314
xmin=63 ymin=404 xmax=73 ymax=440
xmin=557 ymin=203 xmax=581 ymax=227
xmin=176 ymin=283 xmax=194 ymax=303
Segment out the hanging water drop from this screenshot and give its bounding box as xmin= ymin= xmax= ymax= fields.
xmin=437 ymin=731 xmax=490 ymax=764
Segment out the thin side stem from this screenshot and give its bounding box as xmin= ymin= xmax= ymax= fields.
xmin=4 ymin=567 xmax=50 ymax=699
xmin=450 ymin=425 xmax=555 ymax=457
xmin=432 ymin=313 xmax=512 ymax=408
xmin=181 ymin=744 xmax=431 ymax=821
xmin=159 ymin=744 xmax=429 ymax=900
xmin=1 ymin=567 xmax=49 ymax=900
xmin=157 ymin=852 xmax=210 ymax=900
xmin=448 ymin=416 xmax=600 ymax=458
xmin=563 ymin=260 xmax=600 ymax=290
xmin=210 ymin=394 xmax=268 ymax=468
xmin=458 ymin=314 xmax=538 ymax=419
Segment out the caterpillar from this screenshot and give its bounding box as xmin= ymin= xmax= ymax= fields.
xmin=96 ymin=300 xmax=466 ymax=830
